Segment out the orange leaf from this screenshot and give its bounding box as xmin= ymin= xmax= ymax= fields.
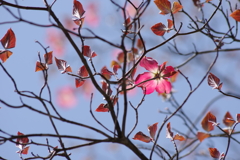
xmin=0 ymin=50 xmax=13 ymax=63
xmin=206 ymin=0 xmax=212 ymax=2
xmin=21 ymin=146 xmax=30 ymax=154
xmin=173 ymin=134 xmax=185 ymax=141
xmin=209 ymin=148 xmax=220 ymax=158
xmin=230 ymin=10 xmax=240 ymax=22
xmin=201 ymin=112 xmax=216 ymax=132
xmin=133 ymin=131 xmax=152 ymax=143
xmin=171 ymin=2 xmax=183 ymax=14
xmin=223 ymin=111 xmax=235 ymax=127
xmin=197 ymin=132 xmax=210 ymax=142
xmin=44 ymin=51 xmax=53 ymax=65
xmin=1 ymin=28 xmax=16 ymax=49
xmin=35 ymin=61 xmax=48 ymax=72
xmin=95 ymin=103 xmax=109 ymax=112
xmin=151 ymin=23 xmax=167 ymax=36
xmin=154 ymin=0 xmax=171 ymax=15
xmin=148 ymin=122 xmax=158 ymax=139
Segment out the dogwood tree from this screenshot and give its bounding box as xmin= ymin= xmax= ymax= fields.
xmin=1 ymin=0 xmax=240 ymax=159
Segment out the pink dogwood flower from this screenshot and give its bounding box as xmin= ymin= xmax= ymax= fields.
xmin=135 ymin=57 xmax=176 ymax=94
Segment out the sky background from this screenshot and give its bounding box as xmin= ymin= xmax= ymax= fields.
xmin=1 ymin=0 xmax=240 ymax=159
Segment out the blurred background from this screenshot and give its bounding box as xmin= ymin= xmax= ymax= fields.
xmin=1 ymin=0 xmax=240 ymax=159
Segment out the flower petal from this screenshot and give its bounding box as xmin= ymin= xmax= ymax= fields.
xmin=156 ymin=79 xmax=172 ymax=94
xmin=140 ymin=57 xmax=158 ymax=73
xmin=163 ymin=66 xmax=175 ymax=77
xmin=135 ymin=72 xmax=157 ymax=94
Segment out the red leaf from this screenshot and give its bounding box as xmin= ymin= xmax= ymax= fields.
xmin=44 ymin=51 xmax=53 ymax=65
xmin=111 ymin=60 xmax=121 ymax=74
xmin=124 ymin=17 xmax=132 ymax=30
xmin=154 ymin=0 xmax=171 ymax=15
xmin=201 ymin=112 xmax=217 ymax=132
xmin=237 ymin=114 xmax=240 ymax=123
xmin=208 ymin=73 xmax=222 ymax=90
xmin=137 ymin=39 xmax=144 ymax=49
xmin=95 ymin=103 xmax=109 ymax=112
xmin=35 ymin=61 xmax=48 ymax=72
xmin=166 ymin=122 xmax=174 ymax=139
xmin=223 ymin=128 xmax=234 ymax=135
xmin=101 ymin=66 xmax=114 ymax=80
xmin=117 ymin=52 xmax=124 ymax=63
xmin=209 ymin=148 xmax=220 ymax=158
xmin=173 ymin=134 xmax=185 ymax=141
xmin=0 ymin=50 xmax=13 ymax=63
xmin=148 ymin=122 xmax=158 ymax=139
xmin=230 ymin=10 xmax=240 ymax=22
xmin=171 ymin=2 xmax=183 ymax=14
xmin=133 ymin=131 xmax=152 ymax=143
xmin=83 ymin=45 xmax=91 ymax=57
xmin=82 ymin=45 xmax=97 ymax=58
xmin=73 ymin=0 xmax=85 ymax=26
xmin=197 ymin=132 xmax=210 ymax=142
xmin=151 ymin=23 xmax=167 ymax=36
xmin=73 ymin=0 xmax=85 ymax=17
xmin=1 ymin=28 xmax=16 ymax=49
xmin=167 ymin=19 xmax=173 ymax=32
xmin=223 ymin=111 xmax=235 ymax=127
xmin=75 ymin=78 xmax=85 ymax=88
xmin=101 ymin=80 xmax=112 ymax=95
xmin=55 ymin=57 xmax=72 ymax=74
xmin=21 ymin=146 xmax=30 ymax=154
xmin=77 ymin=65 xmax=88 ymax=77
xmin=17 ymin=132 xmax=29 ymax=144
